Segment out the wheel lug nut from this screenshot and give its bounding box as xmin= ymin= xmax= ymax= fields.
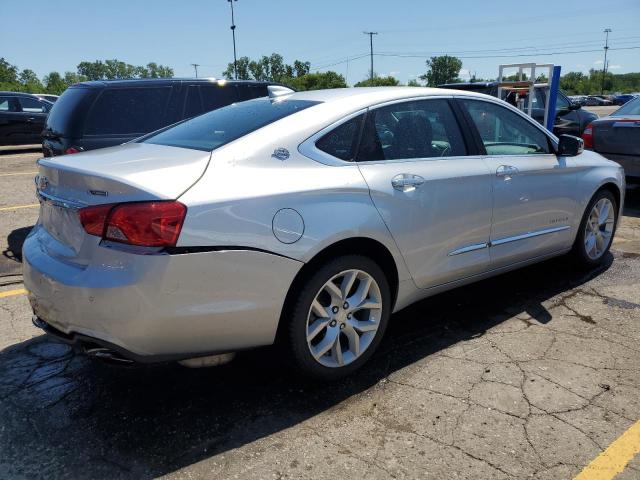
xmin=332 ymin=306 xmax=339 ymax=314
xmin=330 ymin=320 xmax=337 ymax=327
xmin=347 ymin=313 xmax=352 ymax=319
xmin=340 ymin=323 xmax=345 ymax=329
xmin=343 ymin=302 xmax=349 ymax=309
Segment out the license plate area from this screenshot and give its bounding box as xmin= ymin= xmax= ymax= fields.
xmin=39 ymin=200 xmax=85 ymax=255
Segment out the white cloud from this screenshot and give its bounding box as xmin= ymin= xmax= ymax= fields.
xmin=593 ymin=59 xmax=604 ymax=65
xmin=459 ymin=68 xmax=471 ymax=78
xmin=609 ymin=64 xmax=622 ymax=70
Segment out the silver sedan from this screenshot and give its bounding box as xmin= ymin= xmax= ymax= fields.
xmin=24 ymin=87 xmax=625 ymax=379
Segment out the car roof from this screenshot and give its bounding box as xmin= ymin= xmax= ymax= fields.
xmin=70 ymin=78 xmax=281 ymax=88
xmin=284 ymin=86 xmax=490 ymax=109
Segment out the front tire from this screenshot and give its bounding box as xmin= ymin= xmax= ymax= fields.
xmin=572 ymin=189 xmax=618 ymax=266
xmin=287 ymin=255 xmax=391 ymax=380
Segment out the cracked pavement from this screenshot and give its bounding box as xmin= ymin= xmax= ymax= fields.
xmin=1 ymin=150 xmax=639 ymax=479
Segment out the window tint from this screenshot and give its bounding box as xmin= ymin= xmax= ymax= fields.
xmin=357 ymin=99 xmax=466 ymax=161
xmin=84 ymin=87 xmax=171 ymax=135
xmin=183 ymin=86 xmax=203 ymax=118
xmin=237 ymin=85 xmax=268 ymax=101
xmin=44 ymin=87 xmax=93 ymax=136
xmin=461 ymin=99 xmax=550 ymax=155
xmin=143 ymin=98 xmax=319 ymax=151
xmin=556 ymin=93 xmax=570 ymax=110
xmin=200 ymin=84 xmax=239 ymax=112
xmin=316 ymin=114 xmax=364 ymax=161
xmin=0 ymin=97 xmax=17 ymax=112
xmin=19 ymin=96 xmax=46 ymax=113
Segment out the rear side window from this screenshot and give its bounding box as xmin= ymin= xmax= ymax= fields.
xmin=613 ymin=97 xmax=640 ymax=116
xmin=84 ymin=87 xmax=171 ymax=135
xmin=19 ymin=97 xmax=47 ymax=113
xmin=316 ymin=114 xmax=364 ymax=161
xmin=183 ymin=86 xmax=203 ymax=118
xmin=461 ymin=99 xmax=550 ymax=155
xmin=357 ymin=99 xmax=467 ymax=161
xmin=45 ymin=87 xmax=94 ymax=135
xmin=144 ymin=98 xmax=319 ymax=151
xmin=237 ymin=85 xmax=268 ymax=101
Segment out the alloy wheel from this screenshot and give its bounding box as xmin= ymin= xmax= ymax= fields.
xmin=584 ymin=197 xmax=615 ymax=260
xmin=306 ymin=269 xmax=382 ymax=368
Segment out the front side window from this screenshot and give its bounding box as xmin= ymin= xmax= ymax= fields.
xmin=0 ymin=97 xmax=15 ymax=112
xmin=461 ymin=99 xmax=550 ymax=156
xmin=357 ymin=99 xmax=467 ymax=161
xmin=143 ymin=98 xmax=319 ymax=151
xmin=315 ymin=114 xmax=364 ymax=161
xmin=84 ymin=87 xmax=171 ymax=135
xmin=19 ymin=96 xmax=47 ymax=113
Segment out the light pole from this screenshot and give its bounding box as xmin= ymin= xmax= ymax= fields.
xmin=228 ymin=0 xmax=238 ymax=79
xmin=191 ymin=63 xmax=200 ymax=78
xmin=601 ymin=28 xmax=611 ymax=95
xmin=363 ymin=31 xmax=378 ymax=82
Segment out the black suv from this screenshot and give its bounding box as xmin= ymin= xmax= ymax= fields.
xmin=0 ymin=92 xmax=53 ymax=146
xmin=438 ymin=82 xmax=597 ymax=137
xmin=42 ymin=78 xmax=281 ymax=156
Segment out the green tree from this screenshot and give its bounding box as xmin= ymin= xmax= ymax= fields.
xmin=354 ymin=76 xmax=400 ymax=87
xmin=19 ymin=69 xmax=44 ymax=92
xmin=223 ymin=56 xmax=251 ymax=80
xmin=420 ymin=55 xmax=463 ymax=87
xmin=222 ymin=53 xmax=312 ymax=83
xmin=407 ymin=79 xmax=422 ymax=87
xmin=289 ymin=71 xmax=347 ymax=91
xmin=43 ymin=72 xmax=67 ymax=95
xmin=0 ymin=58 xmax=20 ymax=91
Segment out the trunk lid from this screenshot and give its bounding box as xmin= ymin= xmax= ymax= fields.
xmin=33 ymin=142 xmax=210 ymax=265
xmin=592 ymin=115 xmax=640 ymax=156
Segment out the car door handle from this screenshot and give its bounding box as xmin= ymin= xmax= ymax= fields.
xmin=391 ymin=174 xmax=425 ymax=192
xmin=26 ymin=117 xmax=35 ymax=122
xmin=496 ymin=165 xmax=519 ymax=177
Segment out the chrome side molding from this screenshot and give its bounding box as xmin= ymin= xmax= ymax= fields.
xmin=449 ymin=225 xmax=570 ymax=256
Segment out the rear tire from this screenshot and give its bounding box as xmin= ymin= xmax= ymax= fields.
xmin=287 ymin=255 xmax=391 ymax=380
xmin=572 ymin=189 xmax=618 ymax=266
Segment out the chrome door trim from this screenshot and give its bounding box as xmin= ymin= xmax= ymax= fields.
xmin=448 ymin=242 xmax=489 ymax=256
xmin=490 ymin=225 xmax=570 ymax=247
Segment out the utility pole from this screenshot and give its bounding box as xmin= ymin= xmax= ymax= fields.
xmin=190 ymin=63 xmax=200 ymax=78
xmin=228 ymin=0 xmax=238 ymax=80
xmin=601 ymin=28 xmax=611 ymax=95
xmin=363 ymin=31 xmax=378 ymax=82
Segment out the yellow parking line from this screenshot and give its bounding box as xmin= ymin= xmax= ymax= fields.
xmin=0 ymin=171 xmax=37 ymax=177
xmin=573 ymin=420 xmax=640 ymax=480
xmin=0 ymin=203 xmax=39 ymax=212
xmin=0 ymin=288 xmax=27 ymax=299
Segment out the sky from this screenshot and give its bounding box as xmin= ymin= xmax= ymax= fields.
xmin=2 ymin=0 xmax=640 ymax=85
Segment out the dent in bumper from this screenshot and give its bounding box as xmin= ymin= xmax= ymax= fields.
xmin=23 ymin=236 xmax=303 ymax=358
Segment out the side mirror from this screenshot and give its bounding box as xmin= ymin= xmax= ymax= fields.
xmin=568 ymin=102 xmax=581 ymax=111
xmin=557 ymin=134 xmax=584 ymax=156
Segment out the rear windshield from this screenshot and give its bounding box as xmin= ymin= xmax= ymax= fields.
xmin=44 ymin=87 xmax=94 ymax=136
xmin=143 ymin=98 xmax=319 ymax=151
xmin=612 ymin=97 xmax=640 ymax=116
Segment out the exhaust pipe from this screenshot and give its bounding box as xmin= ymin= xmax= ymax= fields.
xmin=85 ymin=347 xmax=135 ymax=365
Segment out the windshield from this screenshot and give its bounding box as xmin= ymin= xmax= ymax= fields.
xmin=612 ymin=97 xmax=640 ymax=116
xmin=143 ymin=97 xmax=320 ymax=151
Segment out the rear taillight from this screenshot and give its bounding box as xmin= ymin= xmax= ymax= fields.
xmin=64 ymin=147 xmax=80 ymax=155
xmin=582 ymin=123 xmax=593 ymax=148
xmin=79 ymin=204 xmax=114 ymax=236
xmin=79 ymin=201 xmax=187 ymax=247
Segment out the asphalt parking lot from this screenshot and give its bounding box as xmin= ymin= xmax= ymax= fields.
xmin=1 ymin=147 xmax=639 ymax=479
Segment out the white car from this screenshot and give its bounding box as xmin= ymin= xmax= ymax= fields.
xmin=24 ymin=87 xmax=625 ymax=379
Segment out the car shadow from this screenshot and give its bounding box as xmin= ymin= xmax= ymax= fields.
xmin=0 ymin=226 xmax=32 ymax=276
xmin=623 ymin=183 xmax=640 ymax=218
xmin=0 ymin=145 xmax=41 ymax=155
xmin=0 ymin=252 xmax=614 ymax=478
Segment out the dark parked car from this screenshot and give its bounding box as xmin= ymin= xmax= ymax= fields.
xmin=583 ymin=96 xmax=640 ymax=180
xmin=438 ymin=82 xmax=597 ymax=137
xmin=0 ymin=92 xmax=53 ymax=146
xmin=34 ymin=94 xmax=59 ymax=103
xmin=42 ymin=78 xmax=282 ymax=156
xmin=613 ymin=94 xmax=637 ymax=105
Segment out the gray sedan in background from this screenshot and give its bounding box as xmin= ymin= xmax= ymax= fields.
xmin=23 ymin=87 xmax=624 ymax=379
xmin=583 ymin=96 xmax=640 ymax=181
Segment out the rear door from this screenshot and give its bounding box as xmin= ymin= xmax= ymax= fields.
xmin=0 ymin=96 xmax=23 ymax=144
xmin=459 ymin=98 xmax=577 ymax=269
xmin=355 ymin=97 xmax=493 ymax=289
xmin=82 ymin=86 xmax=173 ymax=150
xmin=17 ymin=96 xmax=49 ymax=142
